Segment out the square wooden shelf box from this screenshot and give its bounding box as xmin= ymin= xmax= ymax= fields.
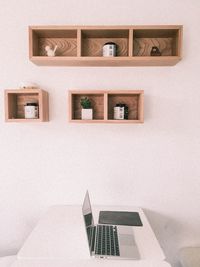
xmin=68 ymin=90 xmax=144 ymax=123
xmin=5 ymin=88 xmax=49 ymax=122
xmin=29 ymin=25 xmax=182 ymax=66
xmin=133 ymin=26 xmax=181 ymax=57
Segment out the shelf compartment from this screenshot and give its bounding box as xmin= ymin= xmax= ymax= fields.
xmin=69 ymin=91 xmax=104 ymax=121
xmin=5 ymin=89 xmax=49 ymax=122
xmin=107 ymin=91 xmax=144 ymax=122
xmin=30 ymin=27 xmax=78 ymax=57
xmin=133 ymin=28 xmax=181 ymax=57
xmin=81 ymin=29 xmax=129 ymax=57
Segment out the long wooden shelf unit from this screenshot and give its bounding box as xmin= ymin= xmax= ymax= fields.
xmin=69 ymin=90 xmax=144 ymax=123
xmin=29 ymin=25 xmax=182 ymax=67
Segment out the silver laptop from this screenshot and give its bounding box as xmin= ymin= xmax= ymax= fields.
xmin=82 ymin=191 xmax=140 ymax=259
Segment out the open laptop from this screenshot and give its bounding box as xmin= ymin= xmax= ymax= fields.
xmin=82 ymin=191 xmax=140 ymax=259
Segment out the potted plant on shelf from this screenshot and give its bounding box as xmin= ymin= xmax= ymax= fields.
xmin=81 ymin=97 xmax=93 ymax=120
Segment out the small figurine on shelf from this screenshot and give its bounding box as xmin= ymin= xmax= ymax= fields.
xmin=80 ymin=97 xmax=93 ymax=120
xmin=19 ymin=82 xmax=38 ymax=89
xmin=45 ymin=45 xmax=58 ymax=57
xmin=150 ymin=46 xmax=161 ymax=56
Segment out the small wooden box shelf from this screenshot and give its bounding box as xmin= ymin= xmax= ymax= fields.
xmin=68 ymin=90 xmax=144 ymax=123
xmin=5 ymin=89 xmax=49 ymax=122
xmin=29 ymin=25 xmax=182 ymax=66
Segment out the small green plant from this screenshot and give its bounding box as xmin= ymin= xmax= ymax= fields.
xmin=80 ymin=97 xmax=92 ymax=109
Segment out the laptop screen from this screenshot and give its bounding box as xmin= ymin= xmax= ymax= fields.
xmin=82 ymin=191 xmax=95 ymax=254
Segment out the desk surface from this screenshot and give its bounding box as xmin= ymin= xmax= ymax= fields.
xmin=16 ymin=205 xmax=167 ymax=266
xmin=12 ymin=259 xmax=171 ymax=267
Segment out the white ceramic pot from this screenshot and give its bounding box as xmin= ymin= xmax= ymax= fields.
xmin=24 ymin=103 xmax=39 ymax=119
xmin=81 ymin=109 xmax=93 ymax=120
xmin=103 ymin=42 xmax=117 ymax=57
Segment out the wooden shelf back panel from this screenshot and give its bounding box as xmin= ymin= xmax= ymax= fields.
xmin=108 ymin=94 xmax=140 ymax=120
xmin=38 ymin=38 xmax=77 ymax=56
xmin=71 ymin=94 xmax=104 ymax=120
xmin=134 ymin=38 xmax=174 ymax=56
xmin=31 ymin=29 xmax=77 ymax=57
xmin=81 ymin=29 xmax=129 ymax=38
xmin=82 ymin=38 xmax=128 ymax=57
xmin=81 ymin=29 xmax=129 ymax=57
xmin=33 ymin=29 xmax=77 ymax=38
xmin=133 ymin=29 xmax=179 ymax=38
xmin=7 ymin=93 xmax=38 ymax=119
xmin=133 ymin=29 xmax=180 ymax=56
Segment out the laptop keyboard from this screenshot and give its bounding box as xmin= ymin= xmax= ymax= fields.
xmin=95 ymin=225 xmax=120 ymax=256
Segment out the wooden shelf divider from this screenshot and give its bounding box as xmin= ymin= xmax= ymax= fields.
xmin=128 ymin=29 xmax=133 ymax=57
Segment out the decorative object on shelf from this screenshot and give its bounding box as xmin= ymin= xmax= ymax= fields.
xmin=102 ymin=42 xmax=117 ymax=57
xmin=24 ymin=101 xmax=39 ymax=119
xmin=114 ymin=103 xmax=128 ymax=120
xmin=80 ymin=97 xmax=93 ymax=120
xmin=150 ymin=46 xmax=161 ymax=56
xmin=19 ymin=82 xmax=38 ymax=89
xmin=45 ymin=45 xmax=58 ymax=57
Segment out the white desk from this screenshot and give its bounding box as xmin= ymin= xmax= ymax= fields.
xmin=12 ymin=259 xmax=171 ymax=267
xmin=12 ymin=205 xmax=171 ymax=267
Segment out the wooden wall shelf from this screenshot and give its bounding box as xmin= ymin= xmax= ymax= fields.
xmin=5 ymin=89 xmax=49 ymax=122
xmin=68 ymin=90 xmax=144 ymax=123
xmin=29 ymin=25 xmax=182 ymax=67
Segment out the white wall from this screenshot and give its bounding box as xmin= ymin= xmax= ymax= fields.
xmin=0 ymin=0 xmax=200 ymax=266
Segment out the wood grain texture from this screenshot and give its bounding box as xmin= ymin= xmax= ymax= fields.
xmin=82 ymin=38 xmax=128 ymax=57
xmin=16 ymin=94 xmax=39 ymax=119
xmin=39 ymin=38 xmax=77 ymax=56
xmin=108 ymin=94 xmax=140 ymax=120
xmin=133 ymin=38 xmax=174 ymax=56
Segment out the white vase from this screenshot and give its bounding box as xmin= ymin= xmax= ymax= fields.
xmin=81 ymin=109 xmax=93 ymax=120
